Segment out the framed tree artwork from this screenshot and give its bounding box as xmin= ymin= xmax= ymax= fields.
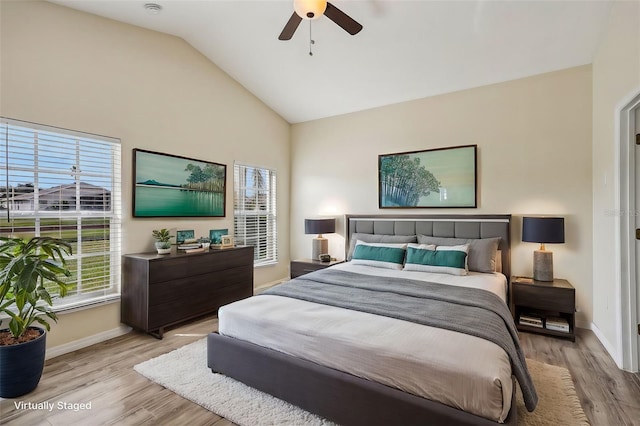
xmin=378 ymin=145 xmax=477 ymax=208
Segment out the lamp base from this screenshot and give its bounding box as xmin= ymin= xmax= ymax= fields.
xmin=533 ymin=250 xmax=553 ymax=282
xmin=312 ymin=237 xmax=328 ymax=261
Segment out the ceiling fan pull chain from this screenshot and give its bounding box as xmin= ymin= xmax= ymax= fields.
xmin=309 ymin=21 xmax=315 ymax=56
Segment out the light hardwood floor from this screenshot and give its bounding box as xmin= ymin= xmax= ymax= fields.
xmin=1 ymin=318 xmax=639 ymax=426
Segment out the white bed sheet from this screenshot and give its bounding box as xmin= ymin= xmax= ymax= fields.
xmin=219 ymin=263 xmax=513 ymax=423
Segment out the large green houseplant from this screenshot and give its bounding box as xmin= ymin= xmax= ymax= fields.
xmin=0 ymin=236 xmax=72 ymax=398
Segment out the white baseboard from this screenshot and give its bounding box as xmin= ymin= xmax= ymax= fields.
xmin=46 ymin=325 xmax=132 ymax=360
xmin=590 ymin=322 xmax=623 ymax=368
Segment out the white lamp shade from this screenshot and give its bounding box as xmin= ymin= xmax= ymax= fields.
xmin=294 ymin=0 xmax=327 ymax=20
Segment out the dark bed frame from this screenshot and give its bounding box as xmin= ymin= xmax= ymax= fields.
xmin=208 ymin=214 xmax=516 ymax=426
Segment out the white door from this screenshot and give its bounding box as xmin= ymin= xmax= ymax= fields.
xmin=635 ymin=106 xmax=640 ymax=364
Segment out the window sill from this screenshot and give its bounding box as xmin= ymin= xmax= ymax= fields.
xmin=254 ymin=261 xmax=278 ymax=268
xmin=0 ymin=294 xmax=121 ymax=322
xmin=55 ymin=295 xmax=121 ymax=315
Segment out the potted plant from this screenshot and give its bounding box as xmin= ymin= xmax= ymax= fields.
xmin=152 ymin=228 xmax=173 ymax=254
xmin=0 ymin=236 xmax=72 ymax=398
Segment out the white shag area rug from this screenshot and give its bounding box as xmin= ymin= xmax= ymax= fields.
xmin=134 ymin=339 xmax=589 ymax=426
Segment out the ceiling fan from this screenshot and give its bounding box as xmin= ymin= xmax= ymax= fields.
xmin=278 ymin=0 xmax=363 ymax=41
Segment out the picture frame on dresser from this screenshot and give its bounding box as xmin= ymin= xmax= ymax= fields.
xmin=209 ymin=229 xmax=228 ymax=244
xmin=221 ymin=235 xmax=234 ymax=248
xmin=176 ymin=229 xmax=195 ymax=244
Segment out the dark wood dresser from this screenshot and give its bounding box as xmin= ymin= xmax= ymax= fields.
xmin=121 ymin=246 xmax=254 ymax=338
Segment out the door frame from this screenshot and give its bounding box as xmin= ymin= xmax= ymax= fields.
xmin=616 ymin=88 xmax=640 ymax=372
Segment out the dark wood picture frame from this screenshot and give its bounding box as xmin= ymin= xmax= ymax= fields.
xmin=132 ymin=149 xmax=226 ymax=217
xmin=378 ymin=144 xmax=477 ymax=208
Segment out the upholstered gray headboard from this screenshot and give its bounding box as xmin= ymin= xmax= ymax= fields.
xmin=345 ymin=214 xmax=511 ymax=279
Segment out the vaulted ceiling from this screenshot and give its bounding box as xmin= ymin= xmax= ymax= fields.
xmin=50 ymin=0 xmax=613 ymax=123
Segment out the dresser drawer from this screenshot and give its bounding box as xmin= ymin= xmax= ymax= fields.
xmin=149 ymin=249 xmax=252 ymax=283
xmin=149 ymin=283 xmax=252 ymax=329
xmin=513 ymin=284 xmax=575 ymax=313
xmin=149 ymin=265 xmax=252 ymax=307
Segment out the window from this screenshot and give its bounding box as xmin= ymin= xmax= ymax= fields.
xmin=234 ymin=163 xmax=277 ymax=266
xmin=0 ymin=117 xmax=121 ymax=310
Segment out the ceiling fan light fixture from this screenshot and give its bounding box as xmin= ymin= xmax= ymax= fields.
xmin=294 ymin=0 xmax=327 ymax=20
xmin=144 ymin=3 xmax=162 ymax=15
xmin=279 ymin=0 xmax=362 ymax=41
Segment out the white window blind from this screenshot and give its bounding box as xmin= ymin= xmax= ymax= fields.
xmin=234 ymin=163 xmax=277 ymax=266
xmin=0 ymin=117 xmax=122 ymax=310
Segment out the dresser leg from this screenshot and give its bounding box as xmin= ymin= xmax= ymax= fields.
xmin=149 ymin=328 xmax=164 ymax=339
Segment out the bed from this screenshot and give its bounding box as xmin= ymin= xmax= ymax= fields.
xmin=207 ymin=214 xmax=536 ymax=425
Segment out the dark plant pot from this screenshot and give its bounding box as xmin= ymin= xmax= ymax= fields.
xmin=0 ymin=327 xmax=46 ymax=398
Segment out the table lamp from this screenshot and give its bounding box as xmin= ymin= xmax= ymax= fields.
xmin=522 ymin=216 xmax=565 ymax=281
xmin=305 ymin=218 xmax=335 ymax=261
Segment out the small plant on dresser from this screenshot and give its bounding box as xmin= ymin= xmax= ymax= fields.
xmin=152 ymin=228 xmax=173 ymax=254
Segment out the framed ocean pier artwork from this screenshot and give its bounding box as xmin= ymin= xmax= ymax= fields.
xmin=378 ymin=145 xmax=477 ymax=208
xmin=133 ymin=149 xmax=226 ymax=217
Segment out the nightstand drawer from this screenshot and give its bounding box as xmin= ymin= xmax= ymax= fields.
xmin=290 ymin=259 xmax=344 ymax=278
xmin=291 ymin=262 xmax=324 ymax=278
xmin=513 ymin=284 xmax=575 ymax=313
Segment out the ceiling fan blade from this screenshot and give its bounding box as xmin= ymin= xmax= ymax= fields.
xmin=278 ymin=12 xmax=303 ymax=40
xmin=324 ymin=2 xmax=363 ymax=35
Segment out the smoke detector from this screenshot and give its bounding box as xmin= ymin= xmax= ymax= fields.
xmin=144 ymin=3 xmax=162 ymax=15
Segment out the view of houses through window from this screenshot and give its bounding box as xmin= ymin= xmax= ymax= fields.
xmin=234 ymin=163 xmax=277 ymax=266
xmin=0 ymin=118 xmax=121 ymax=309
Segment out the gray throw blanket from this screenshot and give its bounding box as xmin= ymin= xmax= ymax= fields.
xmin=263 ymin=268 xmax=538 ymax=411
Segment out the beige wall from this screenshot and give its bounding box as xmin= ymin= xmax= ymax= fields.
xmin=592 ymin=0 xmax=640 ymax=360
xmin=291 ymin=66 xmax=594 ymax=327
xmin=0 ymin=1 xmax=290 ymax=349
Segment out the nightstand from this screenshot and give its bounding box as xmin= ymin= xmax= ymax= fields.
xmin=510 ymin=276 xmax=576 ymax=341
xmin=290 ymin=258 xmax=344 ymax=278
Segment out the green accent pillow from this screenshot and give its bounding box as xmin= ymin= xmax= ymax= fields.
xmin=346 ymin=233 xmax=417 ymax=261
xmin=351 ymin=241 xmax=407 ymax=270
xmin=404 ymin=243 xmax=469 ymax=275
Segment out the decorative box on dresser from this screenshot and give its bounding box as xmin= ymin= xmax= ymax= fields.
xmin=122 ymin=246 xmax=254 ymax=338
xmin=510 ymin=276 xmax=576 ymax=341
xmin=290 ymin=259 xmax=344 ymax=278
